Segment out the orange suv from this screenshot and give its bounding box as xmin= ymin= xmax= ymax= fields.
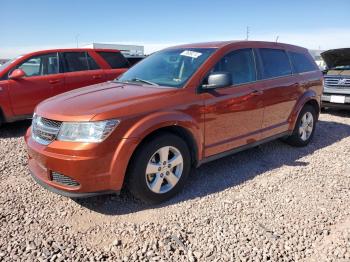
xmin=25 ymin=41 xmax=323 ymax=203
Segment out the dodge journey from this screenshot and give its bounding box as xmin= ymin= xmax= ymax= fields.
xmin=25 ymin=41 xmax=323 ymax=203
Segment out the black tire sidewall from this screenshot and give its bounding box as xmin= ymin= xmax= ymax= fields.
xmin=127 ymin=133 xmax=191 ymax=204
xmin=290 ymin=105 xmax=317 ymax=146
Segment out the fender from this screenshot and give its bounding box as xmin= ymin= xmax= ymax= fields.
xmin=288 ymin=89 xmax=320 ymax=130
xmin=108 ymin=111 xmax=204 ymax=190
xmin=0 ymin=81 xmax=15 ymax=122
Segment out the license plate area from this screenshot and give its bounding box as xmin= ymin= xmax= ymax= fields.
xmin=330 ymin=95 xmax=345 ymax=104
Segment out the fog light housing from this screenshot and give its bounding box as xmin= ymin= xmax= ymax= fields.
xmin=51 ymin=172 xmax=80 ymax=187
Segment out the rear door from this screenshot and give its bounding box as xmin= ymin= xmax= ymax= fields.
xmin=255 ymin=48 xmax=300 ymax=139
xmin=58 ymin=51 xmax=106 ymax=94
xmin=8 ymin=52 xmax=64 ymax=116
xmin=96 ymin=51 xmax=129 ymax=80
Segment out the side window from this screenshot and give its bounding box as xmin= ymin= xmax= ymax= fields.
xmin=17 ymin=53 xmax=58 ymax=77
xmin=258 ymin=48 xmax=292 ymax=79
xmin=86 ymin=53 xmax=101 ymax=70
xmin=97 ymin=51 xmax=129 ymax=69
xmin=212 ymin=48 xmax=256 ymax=85
xmin=289 ymin=51 xmax=317 ymax=73
xmin=62 ymin=52 xmax=89 ymax=72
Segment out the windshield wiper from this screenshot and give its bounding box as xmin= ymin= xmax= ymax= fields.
xmin=112 ymin=78 xmax=159 ymax=86
xmin=129 ymin=78 xmax=159 ymax=86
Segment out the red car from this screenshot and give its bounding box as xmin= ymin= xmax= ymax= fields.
xmin=0 ymin=48 xmax=131 ymax=125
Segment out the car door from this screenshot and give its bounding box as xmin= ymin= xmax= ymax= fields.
xmin=58 ymin=51 xmax=106 ymax=94
xmin=8 ymin=52 xmax=64 ymax=116
xmin=202 ymin=48 xmax=264 ymax=157
xmin=255 ymin=48 xmax=300 ymax=139
xmin=95 ymin=51 xmax=129 ymax=81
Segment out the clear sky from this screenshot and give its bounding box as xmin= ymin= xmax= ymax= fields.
xmin=1 ymin=0 xmax=349 ymax=58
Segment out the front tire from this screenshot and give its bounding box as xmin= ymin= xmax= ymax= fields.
xmin=127 ymin=133 xmax=191 ymax=204
xmin=285 ymin=105 xmax=317 ymax=147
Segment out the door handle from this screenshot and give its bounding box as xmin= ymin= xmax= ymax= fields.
xmin=49 ymin=79 xmax=61 ymax=84
xmin=93 ymin=75 xmax=102 ymax=79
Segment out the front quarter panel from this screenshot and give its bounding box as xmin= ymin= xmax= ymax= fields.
xmin=0 ymin=80 xmax=14 ymax=121
xmin=108 ymin=110 xmax=204 ymax=190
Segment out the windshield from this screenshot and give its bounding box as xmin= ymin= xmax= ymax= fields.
xmin=0 ymin=56 xmax=22 ymax=72
xmin=117 ymin=48 xmax=216 ymax=88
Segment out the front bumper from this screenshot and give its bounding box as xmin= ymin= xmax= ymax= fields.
xmin=322 ymin=92 xmax=350 ymax=109
xmin=25 ymin=128 xmax=138 ymax=198
xmin=29 ymin=170 xmax=118 ymax=198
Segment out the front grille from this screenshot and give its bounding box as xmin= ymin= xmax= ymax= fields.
xmin=32 ymin=115 xmax=62 ymax=145
xmin=324 ymin=76 xmax=350 ymax=89
xmin=52 ymin=172 xmax=80 ymax=187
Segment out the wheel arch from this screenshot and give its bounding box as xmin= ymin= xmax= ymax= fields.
xmin=304 ymin=99 xmax=320 ymax=119
xmin=0 ymin=106 xmax=4 ymax=125
xmin=130 ymin=125 xmax=200 ymax=167
xmin=288 ymin=90 xmax=320 ymax=130
xmin=109 ymin=111 xmax=203 ymax=190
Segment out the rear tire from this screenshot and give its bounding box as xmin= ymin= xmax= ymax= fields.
xmin=127 ymin=133 xmax=191 ymax=204
xmin=285 ymin=105 xmax=316 ymax=147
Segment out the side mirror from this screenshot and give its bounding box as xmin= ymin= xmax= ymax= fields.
xmin=202 ymin=72 xmax=232 ymax=89
xmin=9 ymin=69 xmax=26 ymax=80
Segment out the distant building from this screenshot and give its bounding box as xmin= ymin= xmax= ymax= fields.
xmin=83 ymin=43 xmax=144 ymax=56
xmin=309 ymin=49 xmax=326 ymax=70
xmin=0 ymin=59 xmax=9 ymax=65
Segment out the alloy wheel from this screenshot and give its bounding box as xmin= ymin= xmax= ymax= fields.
xmin=299 ymin=111 xmax=314 ymax=141
xmin=145 ymin=146 xmax=184 ymax=194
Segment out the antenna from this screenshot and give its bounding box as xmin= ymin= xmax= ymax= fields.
xmin=246 ymin=26 xmax=250 ymax=40
xmin=275 ymin=36 xmax=279 ymax=43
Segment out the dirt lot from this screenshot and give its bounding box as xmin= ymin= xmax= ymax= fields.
xmin=0 ymin=111 xmax=350 ymax=262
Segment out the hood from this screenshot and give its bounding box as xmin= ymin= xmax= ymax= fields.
xmin=36 ymin=81 xmax=177 ymax=121
xmin=321 ymin=48 xmax=350 ymax=69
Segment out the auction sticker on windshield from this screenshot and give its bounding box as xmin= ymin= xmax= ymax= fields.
xmin=180 ymin=50 xmax=202 ymax=58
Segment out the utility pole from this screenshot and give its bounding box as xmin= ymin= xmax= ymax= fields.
xmin=246 ymin=26 xmax=250 ymax=40
xmin=75 ymin=34 xmax=80 ymax=48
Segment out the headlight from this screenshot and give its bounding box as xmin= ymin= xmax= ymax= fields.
xmin=57 ymin=119 xmax=120 ymax=143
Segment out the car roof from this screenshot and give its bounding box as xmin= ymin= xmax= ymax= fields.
xmin=23 ymin=48 xmax=121 ymax=56
xmin=168 ymin=40 xmax=308 ymax=52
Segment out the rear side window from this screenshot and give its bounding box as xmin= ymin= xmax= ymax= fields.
xmin=289 ymin=51 xmax=317 ymax=73
xmin=62 ymin=52 xmax=89 ymax=72
xmin=97 ymin=51 xmax=129 ymax=69
xmin=86 ymin=53 xmax=100 ymax=70
xmin=258 ymin=48 xmax=292 ymax=79
xmin=61 ymin=52 xmax=101 ymax=72
xmin=212 ymin=48 xmax=256 ymax=85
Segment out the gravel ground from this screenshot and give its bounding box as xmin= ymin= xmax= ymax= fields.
xmin=0 ymin=111 xmax=350 ymax=262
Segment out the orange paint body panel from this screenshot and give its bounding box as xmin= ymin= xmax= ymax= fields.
xmin=24 ymin=41 xmax=323 ymax=196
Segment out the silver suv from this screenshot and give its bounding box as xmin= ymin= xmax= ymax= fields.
xmin=321 ymin=48 xmax=350 ymax=109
